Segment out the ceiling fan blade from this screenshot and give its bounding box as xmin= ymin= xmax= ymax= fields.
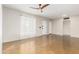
xmin=41 ymin=4 xmax=49 ymax=9
xmin=30 ymin=7 xmax=40 ymax=9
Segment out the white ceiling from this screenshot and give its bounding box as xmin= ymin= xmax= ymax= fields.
xmin=3 ymin=4 xmax=79 ymax=19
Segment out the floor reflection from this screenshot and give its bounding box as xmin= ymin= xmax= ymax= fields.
xmin=3 ymin=34 xmax=79 ymax=54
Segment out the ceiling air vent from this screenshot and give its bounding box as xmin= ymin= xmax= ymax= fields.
xmin=64 ymin=17 xmax=70 ymax=20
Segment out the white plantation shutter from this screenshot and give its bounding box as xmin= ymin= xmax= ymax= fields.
xmin=20 ymin=15 xmax=36 ymax=38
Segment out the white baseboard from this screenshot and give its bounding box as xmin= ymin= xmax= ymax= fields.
xmin=3 ymin=33 xmax=51 ymax=43
xmin=20 ymin=33 xmax=51 ymax=39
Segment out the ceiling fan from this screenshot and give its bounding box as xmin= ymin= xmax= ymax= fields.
xmin=30 ymin=4 xmax=50 ymax=13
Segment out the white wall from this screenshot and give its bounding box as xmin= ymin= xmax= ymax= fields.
xmin=70 ymin=16 xmax=79 ymax=38
xmin=3 ymin=6 xmax=51 ymax=42
xmin=3 ymin=7 xmax=21 ymax=42
xmin=63 ymin=19 xmax=71 ymax=35
xmin=52 ymin=18 xmax=63 ymax=35
xmin=0 ymin=4 xmax=2 ymax=53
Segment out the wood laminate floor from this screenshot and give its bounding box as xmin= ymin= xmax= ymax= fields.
xmin=3 ymin=34 xmax=79 ymax=54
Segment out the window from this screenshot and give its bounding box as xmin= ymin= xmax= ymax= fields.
xmin=20 ymin=15 xmax=36 ymax=38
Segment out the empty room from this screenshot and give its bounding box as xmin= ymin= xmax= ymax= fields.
xmin=2 ymin=4 xmax=79 ymax=54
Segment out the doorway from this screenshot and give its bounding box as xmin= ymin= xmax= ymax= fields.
xmin=42 ymin=20 xmax=48 ymax=35
xmin=63 ymin=18 xmax=71 ymax=50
